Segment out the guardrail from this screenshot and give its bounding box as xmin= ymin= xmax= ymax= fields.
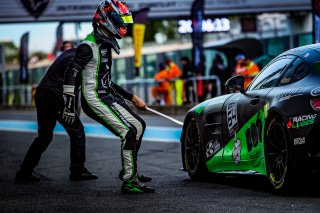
xmin=0 ymin=75 xmax=221 ymax=106
xmin=0 ymin=85 xmax=34 ymax=106
xmin=119 ymin=75 xmax=221 ymax=105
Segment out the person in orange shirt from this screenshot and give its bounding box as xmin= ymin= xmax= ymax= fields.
xmin=165 ymin=59 xmax=183 ymax=105
xmin=165 ymin=59 xmax=183 ymax=79
xmin=152 ymin=63 xmax=172 ymax=105
xmin=234 ymin=54 xmax=260 ymax=89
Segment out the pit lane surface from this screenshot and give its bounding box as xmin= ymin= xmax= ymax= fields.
xmin=1 ymin=110 xmax=320 ymax=212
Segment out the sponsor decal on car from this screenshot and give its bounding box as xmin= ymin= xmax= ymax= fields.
xmin=293 ymin=137 xmax=306 ymax=146
xmin=278 ymin=87 xmax=311 ymax=102
xmin=206 ymin=139 xmax=220 ymax=158
xmin=232 ymin=135 xmax=241 ymax=165
xmin=194 ymin=106 xmax=204 ymax=115
xmin=287 ymin=114 xmax=317 ymax=129
xmin=227 ymin=98 xmax=239 ymax=136
xmin=245 ymin=118 xmax=262 ymax=152
xmin=250 ymin=150 xmax=262 ymax=160
xmin=311 ymin=87 xmax=320 ymax=97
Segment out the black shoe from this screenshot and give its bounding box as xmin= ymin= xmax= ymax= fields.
xmin=121 ymin=180 xmax=155 ymax=193
xmin=119 ymin=170 xmax=152 ymax=182
xmin=69 ymin=168 xmax=98 ymax=181
xmin=138 ymin=174 xmax=152 ymax=182
xmin=15 ymin=170 xmax=40 ymax=183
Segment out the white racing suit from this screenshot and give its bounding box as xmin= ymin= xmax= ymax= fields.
xmin=64 ymin=32 xmax=146 ymax=181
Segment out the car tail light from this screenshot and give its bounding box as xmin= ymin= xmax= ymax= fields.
xmin=311 ymin=98 xmax=320 ymax=111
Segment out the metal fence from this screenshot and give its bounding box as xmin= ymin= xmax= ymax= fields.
xmin=119 ymin=75 xmax=221 ymax=105
xmin=0 ymin=76 xmax=221 ymax=106
xmin=0 ymin=84 xmax=35 ymax=106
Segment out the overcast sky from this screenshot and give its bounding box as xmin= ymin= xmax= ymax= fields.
xmin=0 ymin=22 xmax=93 ymax=53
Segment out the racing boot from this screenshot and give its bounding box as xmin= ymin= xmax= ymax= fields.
xmin=121 ymin=179 xmax=155 ymax=193
xmin=119 ymin=170 xmax=152 ymax=182
xmin=137 ymin=173 xmax=152 ymax=182
xmin=69 ymin=167 xmax=98 ymax=181
xmin=15 ymin=170 xmax=40 ymax=183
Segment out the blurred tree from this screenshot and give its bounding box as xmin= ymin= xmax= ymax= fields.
xmin=30 ymin=51 xmax=47 ymax=62
xmin=145 ymin=20 xmax=178 ymax=42
xmin=0 ymin=41 xmax=19 ymax=65
xmin=0 ymin=41 xmax=47 ymax=65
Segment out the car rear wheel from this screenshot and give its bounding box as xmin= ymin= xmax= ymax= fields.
xmin=183 ymin=117 xmax=208 ymax=180
xmin=265 ymin=117 xmax=293 ymax=192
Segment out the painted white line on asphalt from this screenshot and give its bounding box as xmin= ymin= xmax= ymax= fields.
xmin=0 ymin=120 xmax=181 ymax=143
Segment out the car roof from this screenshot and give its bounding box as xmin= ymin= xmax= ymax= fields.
xmin=277 ymin=43 xmax=320 ymax=63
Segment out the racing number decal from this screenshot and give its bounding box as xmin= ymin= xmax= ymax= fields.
xmin=226 ymin=98 xmax=241 ymax=164
xmin=227 ymin=101 xmax=239 ymax=137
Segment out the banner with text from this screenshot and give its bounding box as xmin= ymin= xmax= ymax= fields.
xmin=0 ymin=0 xmax=310 ymax=23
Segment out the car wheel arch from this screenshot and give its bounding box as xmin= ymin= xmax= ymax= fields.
xmin=181 ymin=113 xmax=200 ymax=171
xmin=181 ymin=114 xmax=210 ymax=180
xmin=181 ymin=113 xmax=197 ymax=142
xmin=265 ymin=111 xmax=281 ymax=129
xmin=264 ymin=111 xmax=295 ymax=192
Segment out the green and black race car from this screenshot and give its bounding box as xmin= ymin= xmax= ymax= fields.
xmin=181 ymin=44 xmax=320 ymax=192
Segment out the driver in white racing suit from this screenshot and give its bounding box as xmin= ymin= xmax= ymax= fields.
xmin=62 ymin=0 xmax=154 ymax=193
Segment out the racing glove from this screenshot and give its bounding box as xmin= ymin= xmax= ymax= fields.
xmin=62 ymin=85 xmax=76 ymax=124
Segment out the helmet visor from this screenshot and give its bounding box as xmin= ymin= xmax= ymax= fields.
xmin=108 ymin=11 xmax=131 ymax=28
xmin=121 ymin=14 xmax=133 ymax=24
xmin=116 ymin=1 xmax=133 ymax=23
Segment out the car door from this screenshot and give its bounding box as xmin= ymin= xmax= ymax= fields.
xmin=221 ymin=56 xmax=295 ymax=171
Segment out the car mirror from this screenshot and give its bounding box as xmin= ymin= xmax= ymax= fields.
xmin=225 ymin=75 xmax=245 ymax=93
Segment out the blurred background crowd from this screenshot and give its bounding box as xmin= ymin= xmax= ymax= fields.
xmin=0 ymin=0 xmax=316 ymax=107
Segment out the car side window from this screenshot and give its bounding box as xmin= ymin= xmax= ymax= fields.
xmin=278 ymin=58 xmax=310 ymax=86
xmin=248 ymin=57 xmax=293 ymax=90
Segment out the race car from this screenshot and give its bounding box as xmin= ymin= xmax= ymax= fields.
xmin=181 ymin=43 xmax=320 ymax=192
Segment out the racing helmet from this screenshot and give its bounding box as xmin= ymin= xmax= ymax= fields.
xmin=93 ymin=0 xmax=133 ymax=39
